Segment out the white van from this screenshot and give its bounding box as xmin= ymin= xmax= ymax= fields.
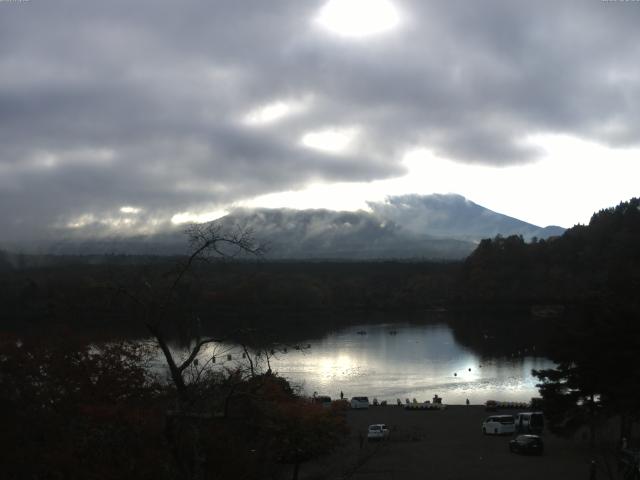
xmin=515 ymin=412 xmax=544 ymax=434
xmin=350 ymin=396 xmax=370 ymax=409
xmin=482 ymin=415 xmax=516 ymax=435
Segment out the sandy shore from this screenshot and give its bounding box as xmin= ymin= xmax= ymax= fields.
xmin=303 ymin=405 xmax=598 ymax=480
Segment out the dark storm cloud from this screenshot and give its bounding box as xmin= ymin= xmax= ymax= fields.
xmin=0 ymin=0 xmax=639 ymax=242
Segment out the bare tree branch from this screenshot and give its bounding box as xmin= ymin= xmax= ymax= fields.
xmin=177 ymin=337 xmax=221 ymax=373
xmin=114 ymin=220 xmax=265 ymax=409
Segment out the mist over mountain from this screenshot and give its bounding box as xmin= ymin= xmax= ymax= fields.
xmin=214 ymin=208 xmax=476 ymax=260
xmin=18 ymin=194 xmax=564 ymax=260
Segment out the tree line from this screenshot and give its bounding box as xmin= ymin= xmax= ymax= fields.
xmin=458 ymin=198 xmax=640 ymax=445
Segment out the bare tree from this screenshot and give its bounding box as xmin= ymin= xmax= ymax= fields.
xmin=113 ymin=222 xmax=264 ymax=480
xmin=124 ymin=223 xmax=263 ymax=400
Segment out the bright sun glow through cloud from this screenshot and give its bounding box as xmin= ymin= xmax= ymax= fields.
xmin=300 ymin=127 xmax=359 ymax=154
xmin=315 ymin=0 xmax=401 ymax=38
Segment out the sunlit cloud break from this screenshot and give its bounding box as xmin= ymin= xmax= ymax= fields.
xmin=315 ymin=0 xmax=402 ymax=38
xmin=300 ymin=127 xmax=360 ymax=154
xmin=120 ymin=206 xmax=141 ymax=214
xmin=243 ymin=98 xmax=311 ymax=126
xmin=171 ymin=209 xmax=229 ymax=225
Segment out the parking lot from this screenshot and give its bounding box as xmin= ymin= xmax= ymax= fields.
xmin=305 ymin=405 xmax=598 ymax=480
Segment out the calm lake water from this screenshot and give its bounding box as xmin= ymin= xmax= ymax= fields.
xmin=157 ymin=321 xmax=553 ymax=405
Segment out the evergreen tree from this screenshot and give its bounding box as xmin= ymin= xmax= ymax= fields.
xmin=533 ymin=300 xmax=640 ymax=443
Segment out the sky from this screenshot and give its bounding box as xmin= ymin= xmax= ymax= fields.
xmin=1 ymin=0 xmax=639 ymax=244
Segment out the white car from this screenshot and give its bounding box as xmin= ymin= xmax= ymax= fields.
xmin=367 ymin=424 xmax=390 ymax=440
xmin=482 ymin=415 xmax=515 ymax=435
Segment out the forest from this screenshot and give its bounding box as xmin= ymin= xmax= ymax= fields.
xmin=459 ymin=198 xmax=640 ymax=447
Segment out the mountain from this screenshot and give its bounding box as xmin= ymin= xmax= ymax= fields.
xmin=210 ymin=194 xmax=563 ymax=260
xmin=367 ymin=194 xmax=565 ymax=241
xmin=20 ymin=194 xmax=564 ymax=260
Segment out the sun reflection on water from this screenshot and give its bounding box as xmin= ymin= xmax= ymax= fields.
xmin=149 ymin=321 xmax=553 ymax=404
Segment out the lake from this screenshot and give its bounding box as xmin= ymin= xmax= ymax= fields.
xmin=157 ymin=320 xmax=553 ymax=405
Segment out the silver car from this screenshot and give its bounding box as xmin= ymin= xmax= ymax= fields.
xmin=367 ymin=424 xmax=390 ymax=440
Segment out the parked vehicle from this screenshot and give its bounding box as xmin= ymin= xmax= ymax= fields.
xmin=509 ymin=434 xmax=544 ymax=455
xmin=367 ymin=424 xmax=390 ymax=440
xmin=350 ymin=396 xmax=370 ymax=409
xmin=404 ymin=401 xmax=445 ymax=411
xmin=485 ymin=400 xmax=529 ymax=410
xmin=482 ymin=415 xmax=515 ymax=435
xmin=485 ymin=400 xmax=498 ymax=411
xmin=515 ymin=412 xmax=544 ymax=434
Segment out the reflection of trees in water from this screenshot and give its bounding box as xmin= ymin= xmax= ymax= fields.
xmin=448 ymin=308 xmax=554 ymax=358
xmin=194 ymin=309 xmax=449 ymax=349
xmin=160 ymin=308 xmax=551 ymax=365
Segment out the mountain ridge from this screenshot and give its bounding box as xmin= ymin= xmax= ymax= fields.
xmin=4 ymin=194 xmax=565 ymax=260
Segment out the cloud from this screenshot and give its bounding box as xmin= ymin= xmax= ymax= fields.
xmin=0 ymin=0 xmax=639 ymax=242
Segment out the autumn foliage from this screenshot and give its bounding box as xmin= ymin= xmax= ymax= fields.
xmin=0 ymin=333 xmax=348 ymax=480
xmin=0 ymin=332 xmax=171 ymax=479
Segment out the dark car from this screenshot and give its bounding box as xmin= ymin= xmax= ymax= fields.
xmin=509 ymin=435 xmax=544 ymax=455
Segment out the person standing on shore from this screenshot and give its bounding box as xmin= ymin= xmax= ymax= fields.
xmin=340 ymin=390 xmax=344 ymax=400
xmin=466 ymin=398 xmax=470 ymax=406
